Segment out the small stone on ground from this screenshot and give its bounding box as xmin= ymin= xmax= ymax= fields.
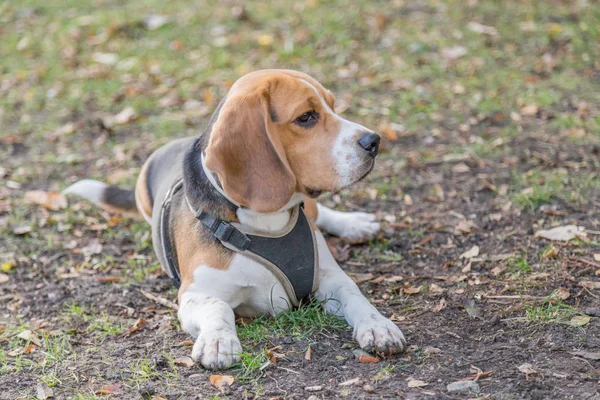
xmin=447 ymin=380 xmax=480 ymax=394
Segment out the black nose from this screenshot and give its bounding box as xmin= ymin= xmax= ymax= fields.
xmin=358 ymin=133 xmax=380 ymax=157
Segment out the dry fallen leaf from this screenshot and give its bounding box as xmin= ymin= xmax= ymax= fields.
xmin=174 ymin=356 xmax=194 ymax=367
xmin=385 ymin=275 xmax=403 ymax=283
xmin=12 ymin=225 xmax=32 ymax=235
xmin=24 ymin=344 xmax=36 ymax=354
xmin=7 ymin=348 xmax=22 ymax=357
xmin=125 ymin=317 xmax=148 ymax=337
xmin=339 ymin=377 xmax=360 ymax=386
xmin=326 ymin=238 xmax=351 ymax=262
xmin=460 ymin=245 xmax=480 ymax=259
xmin=520 ymin=104 xmax=539 ymax=116
xmin=25 ymin=191 xmax=67 ymax=211
xmin=570 ymin=315 xmax=590 ymax=327
xmin=81 ymin=240 xmax=103 ymax=257
xmin=407 ymin=379 xmax=428 ymax=388
xmin=359 ymin=354 xmax=380 ymax=363
xmin=97 ymin=276 xmax=120 ymax=283
xmin=429 ymin=283 xmax=445 ymax=294
xmin=144 ymin=15 xmax=170 ymax=30
xmin=403 ymin=194 xmax=413 ymax=206
xmin=348 ymin=273 xmax=375 ymax=284
xmin=542 ymin=246 xmax=559 ymax=258
xmin=0 ymin=273 xmax=9 ymax=284
xmin=403 ymin=286 xmax=421 ymax=295
xmin=36 ymin=383 xmax=54 ymax=400
xmin=102 ymin=107 xmax=138 ymax=127
xmin=455 ymin=220 xmax=473 ymax=234
xmin=467 ymin=21 xmax=498 ymax=36
xmin=580 ymin=281 xmax=600 ymax=290
xmin=489 ymin=213 xmax=502 ymax=222
xmin=569 ymin=350 xmax=600 ymax=360
xmin=92 ymin=52 xmax=118 ymax=65
xmin=17 ymin=330 xmax=42 ymax=347
xmin=535 ymin=225 xmax=586 ymax=242
xmin=304 ymin=345 xmax=312 ymax=361
xmin=431 ymin=298 xmax=447 ymax=312
xmin=441 ymin=46 xmax=467 ymax=60
xmin=379 ymin=123 xmax=398 ymax=141
xmin=423 ymin=346 xmax=442 ymax=355
xmin=491 ymin=265 xmax=506 ymax=276
xmin=518 ymin=363 xmax=539 ymax=380
xmin=95 ymin=384 xmax=120 ymax=395
xmin=210 ymin=374 xmax=234 ymax=390
xmin=551 ymin=287 xmax=570 ymax=301
xmin=594 ymin=254 xmax=600 ymax=262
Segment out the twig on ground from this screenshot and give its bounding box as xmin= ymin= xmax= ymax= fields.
xmin=138 ymin=289 xmax=179 ymax=310
xmin=483 ymin=295 xmax=546 ymax=300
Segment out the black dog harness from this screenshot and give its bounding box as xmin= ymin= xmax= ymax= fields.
xmin=158 ymin=179 xmax=319 ymax=306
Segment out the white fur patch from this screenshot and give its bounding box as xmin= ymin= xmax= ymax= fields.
xmin=316 ymin=203 xmax=380 ymax=242
xmin=62 ymin=179 xmax=108 ymax=204
xmin=236 ymin=192 xmax=305 ymax=231
xmin=178 ymin=255 xmax=292 ymax=369
xmin=331 ymin=122 xmax=366 ymax=188
xmin=313 ymin=232 xmax=406 ymax=354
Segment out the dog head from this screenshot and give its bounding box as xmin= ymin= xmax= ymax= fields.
xmin=205 ymin=69 xmax=380 ymax=213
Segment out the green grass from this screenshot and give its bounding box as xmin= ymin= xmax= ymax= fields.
xmin=87 ymin=313 xmax=125 ymax=336
xmin=524 ymin=297 xmax=580 ymax=326
xmin=40 ymin=370 xmax=63 ymax=387
xmin=233 ymin=301 xmax=350 ymax=381
xmin=237 ymin=300 xmax=349 ymax=343
xmin=64 ymin=303 xmax=125 ymax=336
xmin=512 ymin=171 xmax=565 ymax=210
xmin=512 ymin=169 xmax=600 ymax=210
xmin=508 ymin=257 xmax=532 ymax=276
xmin=371 ymin=363 xmax=404 ymax=384
xmin=232 ymin=348 xmax=271 ymax=382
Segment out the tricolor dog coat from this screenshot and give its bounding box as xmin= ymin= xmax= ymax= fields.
xmin=64 ymin=69 xmax=407 ymax=370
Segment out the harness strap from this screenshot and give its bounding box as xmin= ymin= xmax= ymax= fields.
xmin=159 ymin=180 xmax=184 ymax=287
xmin=184 ymin=195 xmax=251 ymax=252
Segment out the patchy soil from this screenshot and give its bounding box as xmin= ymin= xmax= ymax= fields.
xmin=1 ymin=0 xmax=600 ymax=399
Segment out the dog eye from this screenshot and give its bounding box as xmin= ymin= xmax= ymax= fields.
xmin=294 ymin=111 xmax=319 ymax=127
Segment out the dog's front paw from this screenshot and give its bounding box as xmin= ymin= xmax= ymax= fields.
xmin=339 ymin=212 xmax=380 ymax=243
xmin=192 ymin=330 xmax=242 ymax=370
xmin=354 ymin=317 xmax=406 ymax=355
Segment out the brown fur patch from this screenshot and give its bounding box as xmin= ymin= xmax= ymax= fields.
xmin=303 ymin=198 xmax=319 ymax=222
xmin=135 ymin=160 xmax=153 ymax=220
xmin=172 ymin=205 xmax=234 ymax=302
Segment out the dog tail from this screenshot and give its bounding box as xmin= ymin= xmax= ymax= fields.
xmin=63 ymin=179 xmax=138 ymax=216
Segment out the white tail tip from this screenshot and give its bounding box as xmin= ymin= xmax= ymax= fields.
xmin=63 ymin=179 xmax=108 ymax=205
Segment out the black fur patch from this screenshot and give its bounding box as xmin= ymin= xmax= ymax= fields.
xmin=183 ymin=98 xmax=239 ymax=226
xmin=305 ymin=187 xmax=323 ymax=198
xmin=102 ymin=186 xmax=136 ymax=211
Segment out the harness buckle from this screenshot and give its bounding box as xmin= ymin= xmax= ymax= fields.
xmin=213 ymin=221 xmax=251 ymax=251
xmin=214 ymin=221 xmax=235 ymax=242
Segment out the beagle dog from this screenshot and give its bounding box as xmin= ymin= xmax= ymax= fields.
xmin=65 ymin=69 xmax=406 ymax=369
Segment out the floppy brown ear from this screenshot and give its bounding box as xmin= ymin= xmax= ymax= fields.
xmin=205 ymin=90 xmax=296 ymax=213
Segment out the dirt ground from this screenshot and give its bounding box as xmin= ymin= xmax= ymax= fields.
xmin=1 ymin=0 xmax=600 ymax=399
